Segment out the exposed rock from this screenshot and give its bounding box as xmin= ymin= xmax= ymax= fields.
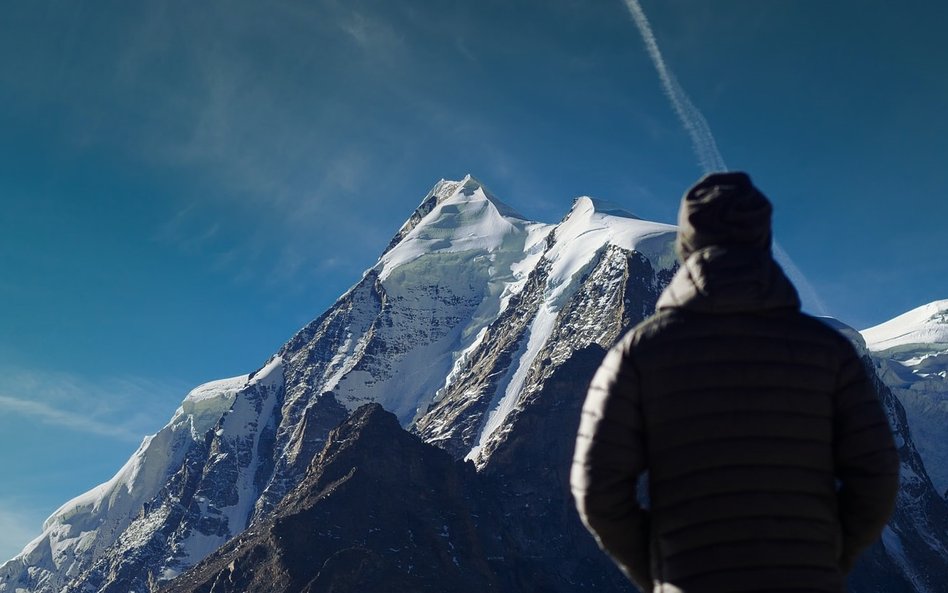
xmin=160 ymin=404 xmax=536 ymax=593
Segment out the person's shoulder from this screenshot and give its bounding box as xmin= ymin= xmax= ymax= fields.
xmin=785 ymin=311 xmax=852 ymax=342
xmin=771 ymin=311 xmax=867 ymax=369
xmin=617 ymin=309 xmax=689 ymax=351
xmin=620 ymin=309 xmax=861 ymax=359
xmin=800 ymin=313 xmax=868 ymax=360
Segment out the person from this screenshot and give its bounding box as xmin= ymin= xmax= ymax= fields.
xmin=570 ymin=172 xmax=899 ymax=593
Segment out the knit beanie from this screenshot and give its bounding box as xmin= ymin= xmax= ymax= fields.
xmin=676 ymin=171 xmax=773 ymax=261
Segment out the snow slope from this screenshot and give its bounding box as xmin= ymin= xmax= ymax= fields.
xmin=0 ymin=359 xmax=284 ymax=592
xmin=863 ymin=300 xmax=948 ymax=353
xmin=467 ymin=196 xmax=676 ymax=460
xmin=333 ymin=175 xmax=552 ymax=422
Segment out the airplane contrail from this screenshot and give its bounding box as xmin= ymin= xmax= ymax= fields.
xmin=774 ymin=244 xmax=830 ymax=316
xmin=621 ymin=0 xmax=829 ymax=316
xmin=621 ymin=0 xmax=727 ymax=173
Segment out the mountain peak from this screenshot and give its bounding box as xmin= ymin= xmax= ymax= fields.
xmin=429 ymin=174 xmax=481 ymax=198
xmin=455 ymin=174 xmax=525 ymax=220
xmin=374 ymin=176 xmax=535 ymax=281
xmin=546 ymin=195 xmax=678 ymax=286
xmin=459 ymin=173 xmax=481 ymax=192
xmin=569 ymin=196 xmax=641 ymax=220
xmin=862 ymin=300 xmax=948 ymax=352
xmin=427 ymin=175 xmax=514 ymax=212
xmin=381 ymin=176 xmax=526 ymax=259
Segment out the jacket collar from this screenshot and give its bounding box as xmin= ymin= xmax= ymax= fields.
xmin=656 ymin=246 xmax=801 ymax=314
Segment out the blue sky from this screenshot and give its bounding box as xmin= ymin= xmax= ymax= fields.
xmin=1 ymin=0 xmax=946 ymax=560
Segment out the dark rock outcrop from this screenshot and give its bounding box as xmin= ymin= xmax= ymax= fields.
xmin=160 ymin=404 xmax=541 ymax=593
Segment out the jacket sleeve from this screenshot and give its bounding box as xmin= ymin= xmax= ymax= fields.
xmin=570 ymin=336 xmax=651 ymax=591
xmin=833 ymin=346 xmax=900 ymax=574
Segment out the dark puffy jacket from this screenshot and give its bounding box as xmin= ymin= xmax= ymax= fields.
xmin=570 ymin=173 xmax=899 ymax=593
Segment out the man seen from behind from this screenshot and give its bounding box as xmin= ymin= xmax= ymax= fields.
xmin=570 ymin=172 xmax=899 ymax=593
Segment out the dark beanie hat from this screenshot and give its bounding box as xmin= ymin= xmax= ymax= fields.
xmin=676 ymin=171 xmax=773 ymax=261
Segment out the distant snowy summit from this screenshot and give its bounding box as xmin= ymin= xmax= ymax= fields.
xmin=863 ymin=299 xmax=948 ymax=360
xmin=862 ymin=300 xmax=948 ymax=497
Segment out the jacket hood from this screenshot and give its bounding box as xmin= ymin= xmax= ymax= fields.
xmin=660 ymin=172 xmax=799 ymax=313
xmin=657 ymin=246 xmax=801 ymax=313
xmin=676 ymin=171 xmax=772 ymax=262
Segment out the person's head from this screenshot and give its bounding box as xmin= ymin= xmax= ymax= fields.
xmin=676 ymin=171 xmax=773 ymax=262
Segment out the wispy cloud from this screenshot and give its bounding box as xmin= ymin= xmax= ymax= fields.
xmin=0 ymin=369 xmax=188 ymax=562
xmin=0 ymin=395 xmax=144 ymax=443
xmin=619 ymin=1 xmax=828 ymax=316
xmin=101 ymin=2 xmax=412 ymax=290
xmin=336 ymin=8 xmax=406 ymax=56
xmin=0 ymin=499 xmax=45 ymax=563
xmin=0 ymin=368 xmax=186 ymax=444
xmin=773 ymin=243 xmax=830 ymax=316
xmin=6 ymin=1 xmax=547 ymax=294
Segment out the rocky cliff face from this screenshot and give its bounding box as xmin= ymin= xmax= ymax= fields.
xmin=159 ymin=403 xmax=535 ymax=593
xmin=1 ymin=177 xmax=945 ymax=593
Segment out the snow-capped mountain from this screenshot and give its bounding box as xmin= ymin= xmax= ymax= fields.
xmin=1 ymin=177 xmax=945 ymax=593
xmin=0 ymin=176 xmax=674 ymax=593
xmin=862 ymin=301 xmax=948 ymax=498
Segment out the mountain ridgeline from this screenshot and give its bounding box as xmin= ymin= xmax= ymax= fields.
xmin=1 ymin=177 xmax=945 ymax=593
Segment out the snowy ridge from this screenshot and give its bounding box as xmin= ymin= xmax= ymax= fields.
xmin=863 ymin=300 xmax=948 ymax=354
xmin=178 ymin=375 xmax=248 ymax=438
xmin=466 ymin=196 xmax=676 ymax=460
xmin=0 ymin=359 xmax=284 ymax=592
xmin=542 ymin=196 xmax=677 ymax=303
xmin=331 ymin=174 xmax=550 ymax=422
xmin=380 ymin=178 xmax=464 ymax=256
xmin=377 ymin=174 xmax=531 ymax=276
xmin=408 ymin=194 xmax=677 ymax=460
